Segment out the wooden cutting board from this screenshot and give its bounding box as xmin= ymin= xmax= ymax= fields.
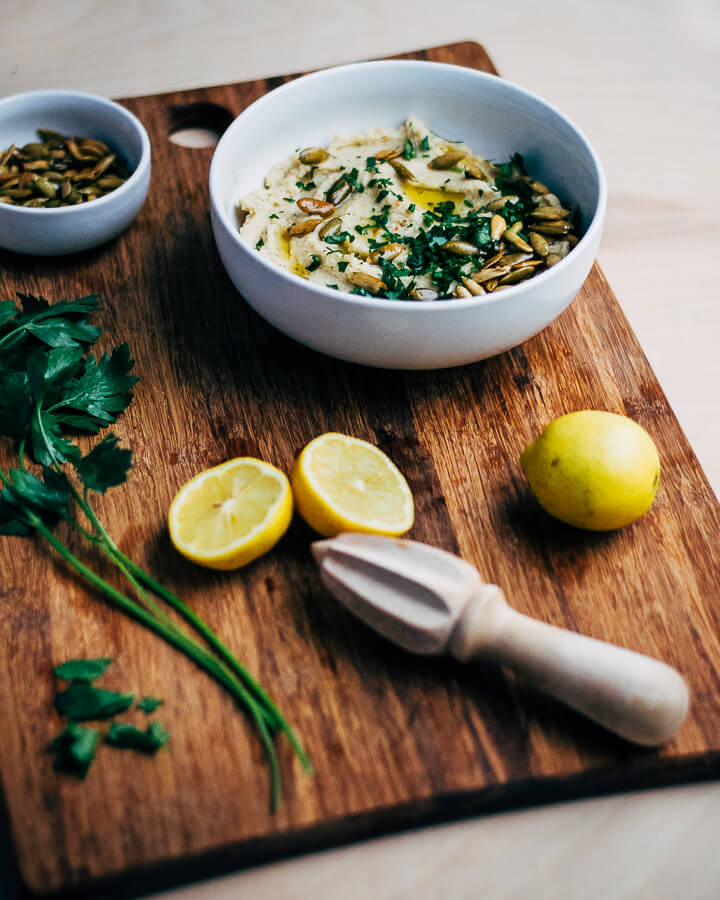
xmin=2 ymin=41 xmax=720 ymax=897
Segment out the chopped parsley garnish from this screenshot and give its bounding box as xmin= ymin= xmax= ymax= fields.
xmin=365 ymin=156 xmax=378 ymax=172
xmin=269 ymin=213 xmax=279 ymax=219
xmin=337 ymin=260 xmax=348 ymax=272
xmin=49 ymin=724 xmax=99 ymax=778
xmin=137 ymin=696 xmax=164 ymax=713
xmin=54 ymin=658 xmax=113 ymax=681
xmin=255 ymin=238 xmax=264 ymax=249
xmin=107 ymin=721 xmax=170 ymax=753
xmin=306 ymin=254 xmax=322 ymax=271
xmin=420 ymin=135 xmax=430 ymax=151
xmin=324 ymin=230 xmax=353 ymax=245
xmin=403 ymin=138 xmax=416 ymax=160
xmin=295 ymin=178 xmax=316 ymax=191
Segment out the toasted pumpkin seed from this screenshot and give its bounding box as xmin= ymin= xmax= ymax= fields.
xmin=319 ymin=217 xmax=343 ymax=240
xmin=566 ymin=234 xmax=579 ymax=247
xmin=65 ymin=139 xmax=98 ymax=162
xmin=472 ymin=266 xmax=510 ymax=284
xmin=500 ymin=252 xmax=533 ymax=267
xmin=298 ymin=147 xmax=328 ymax=165
xmin=346 ymin=271 xmax=387 ymax=294
xmin=528 ymin=232 xmax=549 ymax=257
xmin=480 ymin=251 xmax=504 ymax=269
xmin=368 ymin=242 xmax=404 ymax=263
xmin=489 ymin=195 xmax=518 ymax=212
xmin=22 ymin=142 xmax=49 ymax=159
xmin=408 ymin=287 xmax=439 ymax=301
xmin=490 ymin=214 xmax=507 ymax=241
xmin=429 ymin=149 xmax=466 ymax=170
xmin=539 ymin=193 xmax=562 ymax=208
xmin=529 ymin=221 xmax=573 ymax=235
xmin=530 ymin=207 xmax=569 ymax=220
xmin=502 ymin=230 xmax=533 ymax=253
xmin=464 ymin=157 xmax=496 ymax=181
xmin=34 ymin=176 xmax=59 ymax=198
xmin=442 ymin=239 xmax=479 ymax=256
xmin=326 ymin=179 xmax=353 ymax=206
xmin=78 ymin=137 xmax=111 ymax=156
xmin=498 ymin=265 xmax=535 ymax=285
xmin=484 ymin=279 xmax=499 ymax=292
xmin=375 ymin=147 xmax=403 ymax=160
xmin=389 ymin=158 xmax=416 ymax=181
xmin=454 ymin=284 xmax=473 ymax=298
xmin=286 ymin=217 xmax=323 ymax=237
xmin=96 ymin=175 xmax=126 ymax=190
xmin=297 ymin=197 xmax=336 ymax=217
xmin=90 ymin=154 xmax=116 ymax=179
xmin=461 ymin=276 xmax=485 ymax=296
xmin=526 ymin=178 xmax=549 ymax=194
xmin=463 ymin=159 xmax=485 ymax=179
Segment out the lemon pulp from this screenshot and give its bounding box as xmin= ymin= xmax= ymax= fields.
xmin=169 ymin=457 xmax=293 ymax=569
xmin=291 ymin=433 xmax=414 ymax=538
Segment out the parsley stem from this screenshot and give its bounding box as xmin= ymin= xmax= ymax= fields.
xmin=28 ymin=514 xmax=286 ymax=809
xmin=110 ymin=548 xmax=311 ymax=770
xmin=61 ymin=470 xmax=308 ymax=762
xmin=35 ymin=403 xmax=306 ymax=765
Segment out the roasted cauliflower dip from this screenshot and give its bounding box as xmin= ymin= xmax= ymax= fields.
xmin=237 ymin=119 xmax=578 ymax=300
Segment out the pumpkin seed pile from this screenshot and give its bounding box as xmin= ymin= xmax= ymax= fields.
xmin=239 ymin=119 xmax=580 ymax=300
xmin=0 ymin=130 xmax=131 ymax=208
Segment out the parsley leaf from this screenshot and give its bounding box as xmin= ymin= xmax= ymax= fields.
xmin=1 ymin=467 xmax=70 ymax=524
xmin=73 ymin=435 xmax=132 ymax=494
xmin=49 ymin=724 xmax=99 ymax=778
xmin=50 ymin=344 xmax=138 ymax=433
xmin=107 ymin=721 xmax=170 ymax=753
xmin=54 ymin=657 xmax=114 ymax=680
xmin=54 ymin=681 xmax=134 ymax=721
xmin=137 ymin=696 xmax=164 ymax=713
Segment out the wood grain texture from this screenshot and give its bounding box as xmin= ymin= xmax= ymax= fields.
xmin=1 ymin=41 xmax=719 ymax=897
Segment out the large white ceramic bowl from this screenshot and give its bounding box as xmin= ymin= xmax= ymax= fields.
xmin=209 ymin=60 xmax=606 ymax=369
xmin=0 ymin=90 xmax=151 ymax=255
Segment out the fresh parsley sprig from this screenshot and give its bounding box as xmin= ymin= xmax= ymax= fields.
xmin=0 ymin=293 xmax=311 ymax=809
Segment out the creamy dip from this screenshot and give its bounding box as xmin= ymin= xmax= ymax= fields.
xmin=237 ymin=119 xmax=577 ymax=300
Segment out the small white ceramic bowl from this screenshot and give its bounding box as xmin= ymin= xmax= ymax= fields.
xmin=0 ymin=90 xmax=151 ymax=255
xmin=209 ymin=61 xmax=606 ymax=369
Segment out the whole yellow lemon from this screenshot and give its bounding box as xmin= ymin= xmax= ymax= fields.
xmin=520 ymin=411 xmax=661 ymax=530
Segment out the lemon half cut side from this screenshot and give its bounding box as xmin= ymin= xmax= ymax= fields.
xmin=291 ymin=432 xmax=414 ymax=538
xmin=168 ymin=457 xmax=293 ymax=569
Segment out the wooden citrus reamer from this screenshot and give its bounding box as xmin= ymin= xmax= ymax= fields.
xmin=312 ymin=533 xmax=689 ymax=746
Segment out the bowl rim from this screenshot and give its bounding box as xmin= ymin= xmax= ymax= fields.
xmin=0 ymin=88 xmax=151 ymax=217
xmin=209 ymin=59 xmax=607 ymax=314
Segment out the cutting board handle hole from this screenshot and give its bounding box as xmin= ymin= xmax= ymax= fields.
xmin=167 ymin=102 xmax=234 ymax=148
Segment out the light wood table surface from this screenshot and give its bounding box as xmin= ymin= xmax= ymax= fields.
xmin=1 ymin=2 xmax=719 ymax=897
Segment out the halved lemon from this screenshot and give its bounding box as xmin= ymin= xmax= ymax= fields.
xmin=290 ymin=433 xmax=414 ymax=537
xmin=168 ymin=458 xmax=293 ymax=569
